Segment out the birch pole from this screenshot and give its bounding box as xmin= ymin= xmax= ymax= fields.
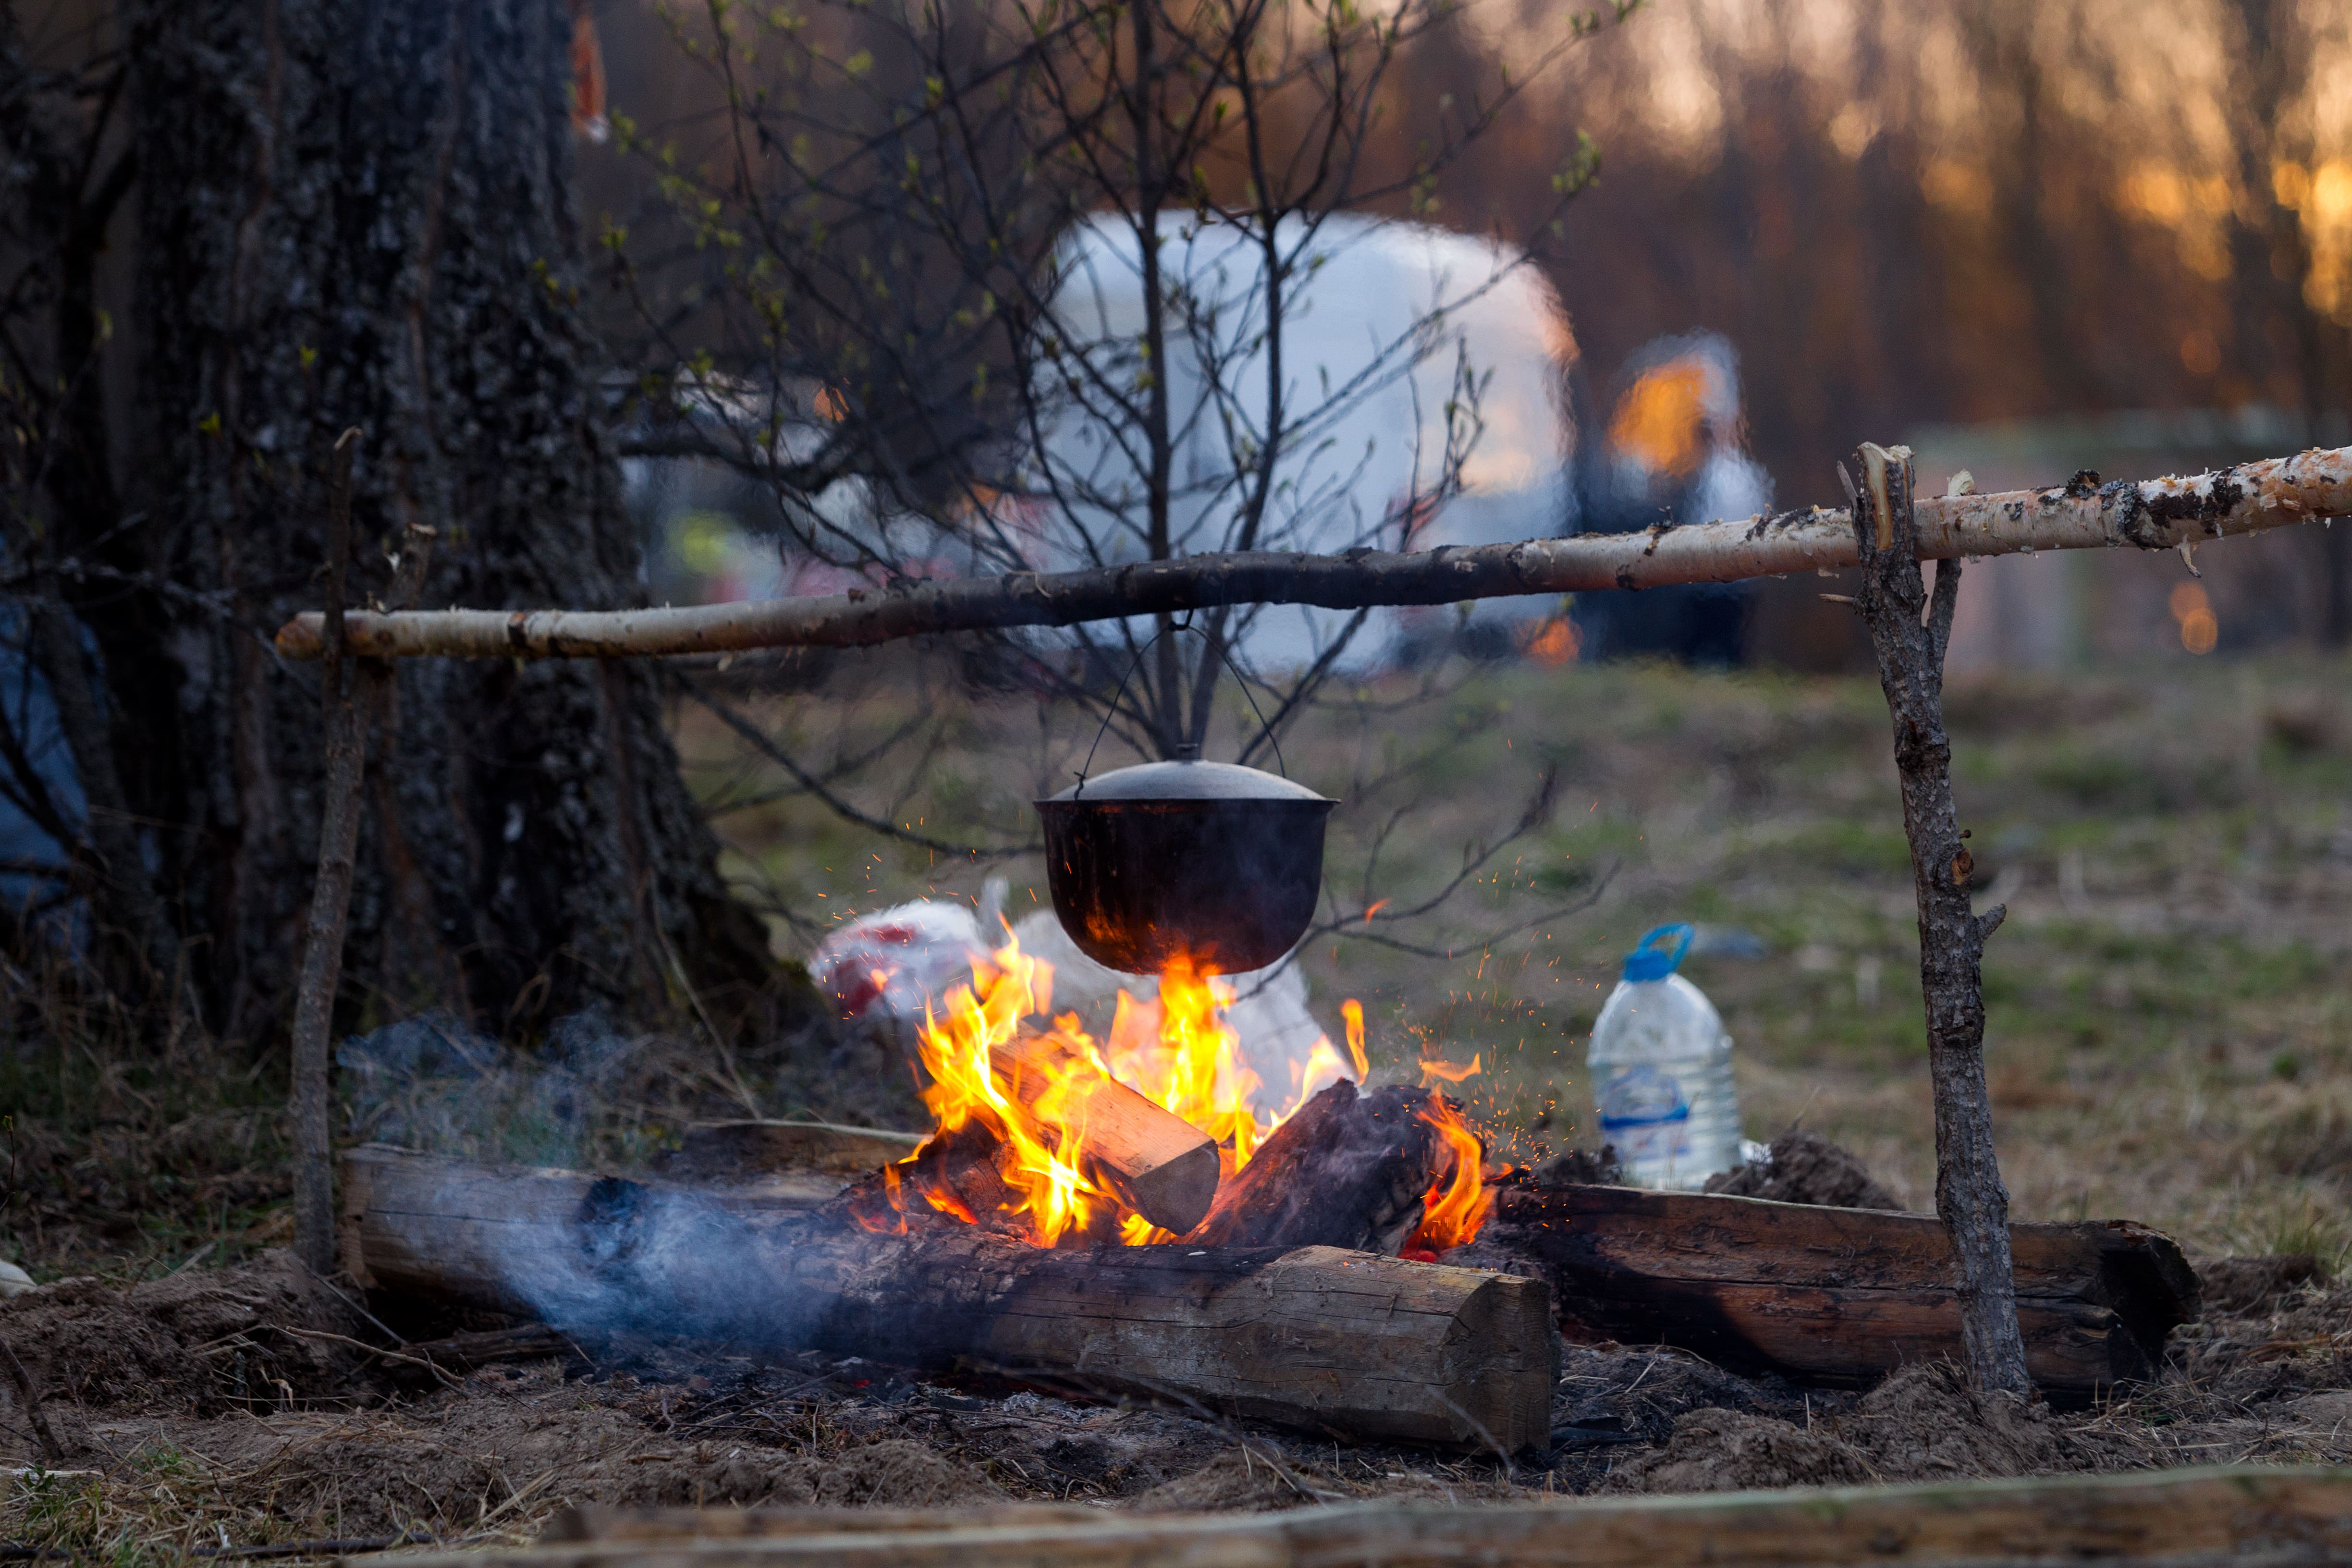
xmin=1850 ymin=442 xmax=2030 ymax=1396
xmin=276 ymin=447 xmax=2352 ymax=661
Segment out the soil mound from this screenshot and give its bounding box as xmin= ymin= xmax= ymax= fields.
xmin=1837 ymin=1361 xmax=2144 ymax=1478
xmin=1704 ymin=1131 xmax=1901 ymax=1211
xmin=0 ymin=1249 xmax=369 ymax=1423
xmin=1601 ymin=1361 xmax=2153 ymax=1495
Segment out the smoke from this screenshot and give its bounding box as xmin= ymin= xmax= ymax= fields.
xmin=338 ymin=1007 xmax=714 ymax=1173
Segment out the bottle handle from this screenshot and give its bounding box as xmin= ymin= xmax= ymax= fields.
xmin=1632 ymin=923 xmax=1694 ymax=973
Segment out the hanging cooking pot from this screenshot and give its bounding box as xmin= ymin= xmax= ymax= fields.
xmin=1038 ymin=747 xmax=1335 ymax=976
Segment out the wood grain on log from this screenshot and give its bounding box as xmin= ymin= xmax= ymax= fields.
xmin=1463 ymin=1182 xmax=2195 ymax=1399
xmin=389 ymin=1465 xmax=2352 ymax=1567
xmin=1187 ymin=1081 xmax=1444 ymax=1253
xmin=340 ymin=1147 xmax=1556 ymax=1452
xmin=277 ymin=447 xmax=2352 ymax=661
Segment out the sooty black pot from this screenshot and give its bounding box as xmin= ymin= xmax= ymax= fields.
xmin=1037 ymin=758 xmax=1335 ymax=975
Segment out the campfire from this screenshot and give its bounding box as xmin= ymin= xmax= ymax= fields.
xmin=852 ymin=936 xmax=1494 ymax=1260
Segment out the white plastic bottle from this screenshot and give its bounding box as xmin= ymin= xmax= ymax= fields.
xmin=1586 ymin=924 xmax=1745 ymax=1190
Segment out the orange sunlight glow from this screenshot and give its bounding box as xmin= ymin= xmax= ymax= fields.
xmin=882 ymin=936 xmax=1492 ymax=1253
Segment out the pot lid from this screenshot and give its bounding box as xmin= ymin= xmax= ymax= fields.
xmin=1042 ymin=758 xmax=1330 ymax=805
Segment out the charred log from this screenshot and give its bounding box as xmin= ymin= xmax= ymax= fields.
xmin=1456 ymin=1180 xmax=2197 ymax=1403
xmin=1186 ymin=1080 xmax=1445 ymax=1253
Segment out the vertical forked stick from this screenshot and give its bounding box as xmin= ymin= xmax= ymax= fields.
xmin=288 ymin=438 xmax=437 ymax=1274
xmin=290 ymin=429 xmax=367 ymax=1274
xmin=1850 ymin=442 xmax=2031 ymax=1396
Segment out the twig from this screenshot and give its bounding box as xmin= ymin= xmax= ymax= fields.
xmin=271 ymin=1326 xmax=464 ymax=1393
xmin=0 ymin=1331 xmax=61 ymax=1466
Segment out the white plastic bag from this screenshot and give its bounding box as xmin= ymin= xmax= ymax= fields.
xmin=810 ymin=900 xmax=988 ymax=1025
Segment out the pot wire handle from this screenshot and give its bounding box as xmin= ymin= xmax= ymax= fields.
xmin=1072 ymin=618 xmax=1290 ymax=796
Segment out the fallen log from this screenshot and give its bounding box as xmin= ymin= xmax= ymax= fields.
xmin=1457 ymin=1180 xmax=2197 ymax=1400
xmin=339 ymin=1146 xmax=1555 ymax=1452
xmin=277 ymin=446 xmax=2352 ymax=661
xmin=391 ymin=1464 xmax=2352 ymax=1567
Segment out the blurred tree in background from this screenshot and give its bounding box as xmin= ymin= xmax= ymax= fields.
xmin=3 ymin=0 xmax=779 ymax=1040
xmin=3 ymin=0 xmax=2350 ymax=1042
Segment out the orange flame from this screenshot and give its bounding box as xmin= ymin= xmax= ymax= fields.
xmin=1103 ymin=957 xmax=1272 ymax=1164
xmin=1418 ymin=1052 xmax=1482 ymax=1085
xmin=1406 ymin=1095 xmax=1494 ymax=1255
xmin=888 ymin=936 xmax=1494 ymax=1253
xmin=904 ymin=936 xmax=1121 ymax=1245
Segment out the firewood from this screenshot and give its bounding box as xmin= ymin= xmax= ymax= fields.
xmin=1458 ymin=1181 xmax=2197 ymax=1400
xmin=339 ymin=1146 xmax=1556 ymax=1452
xmin=410 ymin=1465 xmax=2352 ymax=1566
xmin=991 ymin=1032 xmax=1221 ymax=1236
xmin=1186 ymin=1080 xmax=1443 ymax=1253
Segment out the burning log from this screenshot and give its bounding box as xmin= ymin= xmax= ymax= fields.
xmin=340 ymin=1146 xmax=1557 ymax=1452
xmin=992 ymin=1032 xmax=1221 ymax=1236
xmin=1459 ymin=1181 xmax=2197 ymax=1400
xmin=1186 ymin=1080 xmax=1447 ymax=1253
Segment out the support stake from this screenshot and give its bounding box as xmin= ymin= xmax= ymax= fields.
xmin=1849 ymin=441 xmax=2031 ymax=1396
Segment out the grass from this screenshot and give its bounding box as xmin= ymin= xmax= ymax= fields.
xmin=5 ymin=647 xmax=2350 ymax=1280
xmin=679 ymin=644 xmax=2352 ymax=1261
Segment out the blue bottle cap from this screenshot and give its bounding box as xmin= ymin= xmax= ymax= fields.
xmin=1621 ymin=923 xmax=1694 ymax=982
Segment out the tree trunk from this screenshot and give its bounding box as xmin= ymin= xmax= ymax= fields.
xmin=123 ymin=0 xmax=782 ymax=1039
xmin=1848 ymin=443 xmax=2031 ymax=1396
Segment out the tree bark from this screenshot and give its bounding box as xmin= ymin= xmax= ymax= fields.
xmin=125 ymin=0 xmax=783 ymax=1038
xmin=1848 ymin=442 xmax=2030 ymax=1396
xmin=277 ymin=445 xmax=2352 ymax=661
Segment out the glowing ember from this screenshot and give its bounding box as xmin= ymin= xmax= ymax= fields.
xmin=882 ymin=935 xmax=1494 ymax=1251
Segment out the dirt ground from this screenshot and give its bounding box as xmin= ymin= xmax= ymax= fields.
xmin=4 ymin=1235 xmax=2352 ymax=1560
